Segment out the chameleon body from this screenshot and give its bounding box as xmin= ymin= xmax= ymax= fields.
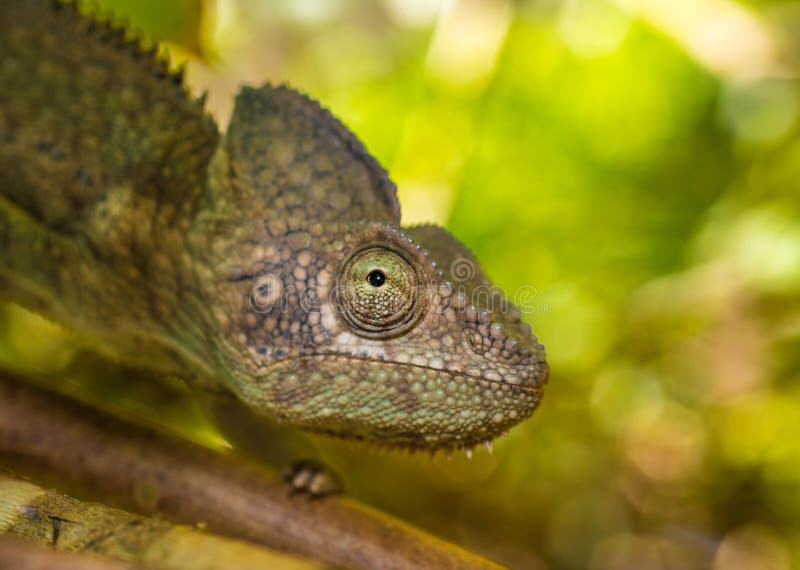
xmin=0 ymin=1 xmax=548 ymax=453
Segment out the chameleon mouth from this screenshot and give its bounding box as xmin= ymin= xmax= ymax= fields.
xmin=303 ymin=424 xmax=504 ymax=456
xmin=257 ymin=352 xmax=547 ymax=451
xmin=272 ymin=352 xmax=547 ymax=396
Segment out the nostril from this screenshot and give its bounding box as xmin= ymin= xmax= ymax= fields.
xmin=467 ymin=331 xmax=483 ymax=352
xmin=463 ymin=321 xmax=489 ymax=354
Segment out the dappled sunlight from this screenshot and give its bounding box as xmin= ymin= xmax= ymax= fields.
xmin=2 ymin=0 xmax=799 ymax=567
xmin=425 ymin=0 xmax=512 ymax=91
xmin=617 ymin=0 xmax=788 ymax=81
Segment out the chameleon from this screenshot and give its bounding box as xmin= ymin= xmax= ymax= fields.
xmin=0 ymin=0 xmax=548 ymax=463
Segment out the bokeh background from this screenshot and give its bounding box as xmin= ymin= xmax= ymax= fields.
xmin=2 ymin=0 xmax=800 ymax=568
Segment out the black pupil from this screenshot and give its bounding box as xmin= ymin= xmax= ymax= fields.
xmin=367 ymin=270 xmax=386 ymax=287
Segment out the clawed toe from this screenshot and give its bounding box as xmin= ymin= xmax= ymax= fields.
xmin=282 ymin=460 xmax=342 ymax=498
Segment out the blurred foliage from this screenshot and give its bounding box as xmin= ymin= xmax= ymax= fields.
xmin=2 ymin=0 xmax=800 ymax=568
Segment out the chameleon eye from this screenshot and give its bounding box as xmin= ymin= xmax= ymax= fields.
xmin=337 ymin=247 xmax=426 ymax=338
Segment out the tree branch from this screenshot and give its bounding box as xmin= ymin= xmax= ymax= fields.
xmin=0 ymin=536 xmax=138 ymax=570
xmin=0 ymin=372 xmax=503 ymax=570
xmin=0 ymin=474 xmax=320 ymax=569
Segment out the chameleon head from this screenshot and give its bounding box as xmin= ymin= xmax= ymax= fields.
xmin=227 ymin=221 xmax=548 ymax=452
xmin=211 ymin=84 xmax=547 ymax=452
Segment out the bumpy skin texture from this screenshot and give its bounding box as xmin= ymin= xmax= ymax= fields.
xmin=0 ymin=0 xmax=549 ymax=452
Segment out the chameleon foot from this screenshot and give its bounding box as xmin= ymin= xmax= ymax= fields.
xmin=282 ymin=460 xmax=342 ymax=498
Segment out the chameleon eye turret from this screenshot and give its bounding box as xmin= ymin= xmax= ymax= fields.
xmin=336 ymin=246 xmax=427 ymax=339
xmin=0 ymin=0 xmax=548 ymax=455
